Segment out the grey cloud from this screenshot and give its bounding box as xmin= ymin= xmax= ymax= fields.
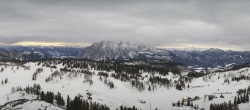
xmin=0 ymin=1 xmax=250 ymax=50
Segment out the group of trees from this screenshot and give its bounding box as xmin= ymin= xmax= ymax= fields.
xmin=148 ymin=76 xmax=171 ymax=86
xmin=235 ymin=87 xmax=250 ymax=105
xmin=32 ymin=59 xmax=202 ymax=92
xmin=12 ymin=84 xmax=60 ymax=106
xmin=39 ymin=91 xmax=65 ymax=107
xmin=98 ymin=73 xmax=114 ymax=88
xmin=40 ymin=91 xmax=56 ymax=104
xmin=24 ymin=84 xmax=41 ymax=95
xmin=233 ymin=93 xmax=249 ymax=105
xmin=13 ymin=84 xmax=65 ymax=107
xmin=208 ymin=95 xmax=217 ymax=101
xmin=131 ymin=79 xmax=145 ymax=92
xmin=175 ymin=83 xmax=183 ymax=90
xmin=172 ymin=100 xmax=198 ymax=109
xmin=210 ymin=90 xmax=249 ymax=110
xmin=119 ymin=105 xmax=140 ymax=110
xmin=98 ymin=72 xmax=109 ymax=77
xmin=13 ymin=83 xmax=41 ymax=95
xmin=187 ymin=72 xmax=204 ymax=78
xmin=237 ymin=86 xmax=250 ymax=95
xmin=173 ymin=76 xmax=186 ymax=90
xmin=232 ymin=75 xmax=250 ymax=82
xmin=45 ymin=59 xmax=182 ymax=77
xmin=12 ymin=83 xmax=110 ymax=110
xmin=111 ymin=72 xmax=130 ymax=82
xmin=40 ymin=90 xmax=110 ymax=110
xmin=83 ymin=74 xmax=94 ymax=85
xmin=210 ymin=101 xmax=239 ymax=110
xmin=66 ymin=96 xmax=110 ymax=110
xmin=103 ymin=78 xmax=114 ymax=88
xmin=32 ymin=68 xmax=43 ymax=80
xmin=45 ymin=70 xmax=62 ymax=82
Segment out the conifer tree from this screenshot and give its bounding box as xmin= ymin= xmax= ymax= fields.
xmin=237 ymin=96 xmax=241 ymax=104
xmin=234 ymin=96 xmax=237 ymax=105
xmin=241 ymin=95 xmax=244 ymax=103
xmin=67 ymin=95 xmax=70 ymax=110
xmin=40 ymin=91 xmax=45 ymax=101
xmin=177 ymin=101 xmax=180 ymax=107
xmin=148 ymin=86 xmax=151 ymax=91
xmin=246 ymin=93 xmax=249 ymax=102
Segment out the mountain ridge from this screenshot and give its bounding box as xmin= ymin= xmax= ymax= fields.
xmin=1 ymin=41 xmax=250 ymax=68
xmin=80 ymin=40 xmax=250 ymax=68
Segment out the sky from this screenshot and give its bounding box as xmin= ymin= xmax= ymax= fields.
xmin=0 ymin=1 xmax=250 ymax=50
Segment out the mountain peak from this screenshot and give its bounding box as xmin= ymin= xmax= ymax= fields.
xmin=80 ymin=41 xmax=147 ymax=60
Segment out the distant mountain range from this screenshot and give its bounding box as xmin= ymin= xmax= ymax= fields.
xmin=170 ymin=48 xmax=250 ymax=68
xmin=79 ymin=41 xmax=173 ymax=63
xmin=1 ymin=46 xmax=82 ymax=60
xmin=80 ymin=41 xmax=250 ymax=68
xmin=1 ymin=41 xmax=250 ymax=68
xmin=0 ymin=48 xmax=21 ymax=60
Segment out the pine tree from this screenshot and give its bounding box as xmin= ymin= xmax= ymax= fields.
xmin=67 ymin=95 xmax=70 ymax=110
xmin=190 ymin=102 xmax=193 ymax=107
xmin=5 ymin=78 xmax=8 ymax=84
xmin=234 ymin=96 xmax=237 ymax=105
xmin=220 ymin=94 xmax=224 ymax=98
xmin=237 ymin=96 xmax=241 ymax=104
xmin=228 ymin=100 xmax=232 ymax=108
xmin=40 ymin=91 xmax=45 ymax=101
xmin=241 ymin=95 xmax=244 ymax=103
xmin=246 ymin=93 xmax=249 ymax=102
xmin=120 ymin=105 xmax=124 ymax=110
xmin=148 ymin=86 xmax=151 ymax=91
xmin=243 ymin=94 xmax=246 ymax=103
xmin=210 ymin=104 xmax=213 ymax=110
xmin=177 ymin=101 xmax=180 ymax=107
xmin=56 ymin=92 xmax=65 ymax=106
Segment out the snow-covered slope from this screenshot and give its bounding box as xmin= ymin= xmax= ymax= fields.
xmin=80 ymin=41 xmax=147 ymax=60
xmin=0 ymin=60 xmax=249 ymax=110
xmin=0 ymin=99 xmax=63 ymax=110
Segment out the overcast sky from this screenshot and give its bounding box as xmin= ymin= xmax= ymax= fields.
xmin=0 ymin=1 xmax=250 ymax=50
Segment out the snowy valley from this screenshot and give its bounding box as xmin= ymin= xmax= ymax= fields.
xmin=0 ymin=59 xmax=249 ymax=110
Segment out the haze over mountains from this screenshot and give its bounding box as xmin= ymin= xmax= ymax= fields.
xmin=1 ymin=40 xmax=250 ymax=68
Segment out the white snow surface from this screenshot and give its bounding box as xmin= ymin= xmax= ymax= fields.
xmin=0 ymin=62 xmax=249 ymax=110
